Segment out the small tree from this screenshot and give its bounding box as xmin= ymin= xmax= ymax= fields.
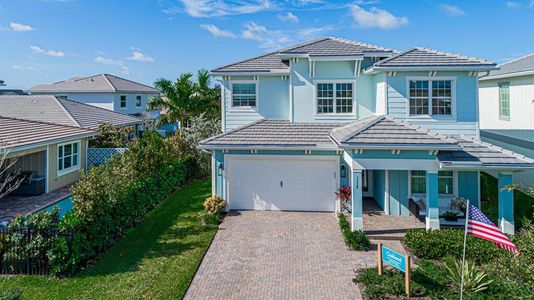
xmin=0 ymin=142 xmax=24 ymax=200
xmin=89 ymin=122 xmax=134 ymax=148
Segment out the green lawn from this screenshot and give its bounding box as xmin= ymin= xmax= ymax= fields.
xmin=480 ymin=172 xmax=534 ymax=229
xmin=0 ymin=179 xmax=217 ymax=299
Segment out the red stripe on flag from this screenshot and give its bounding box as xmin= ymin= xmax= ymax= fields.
xmin=468 ymin=229 xmax=516 ymax=247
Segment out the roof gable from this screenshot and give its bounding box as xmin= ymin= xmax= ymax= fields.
xmin=371 ymin=47 xmax=496 ymax=69
xmin=29 ymin=74 xmax=159 ymax=93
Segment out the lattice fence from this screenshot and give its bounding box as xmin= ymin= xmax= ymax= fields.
xmin=87 ymin=148 xmax=127 ymax=167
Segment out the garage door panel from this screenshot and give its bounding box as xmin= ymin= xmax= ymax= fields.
xmin=227 ymin=156 xmax=336 ymax=212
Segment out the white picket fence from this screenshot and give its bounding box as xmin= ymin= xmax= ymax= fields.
xmin=87 ymin=148 xmax=127 ymax=167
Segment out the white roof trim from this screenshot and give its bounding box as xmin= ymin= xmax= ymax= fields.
xmin=480 ymin=69 xmax=534 ymax=81
xmin=365 ymin=65 xmax=498 ymax=74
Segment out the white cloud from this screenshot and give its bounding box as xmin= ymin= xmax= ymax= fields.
xmin=241 ymin=22 xmax=291 ymax=50
xmin=94 ymin=56 xmax=130 ymax=75
xmin=277 ymin=12 xmax=299 ymax=23
xmin=30 ymin=45 xmax=65 ymax=57
xmin=177 ymin=0 xmax=276 ymax=17
xmin=506 ymin=1 xmax=521 ymax=8
xmin=12 ymin=64 xmax=39 ymax=71
xmin=350 ymin=4 xmax=408 ymax=29
xmin=439 ymin=4 xmax=465 ymax=16
xmin=127 ymin=50 xmax=155 ymax=62
xmin=297 ymin=25 xmax=334 ymax=39
xmin=9 ymin=22 xmax=34 ymax=32
xmin=200 ymin=24 xmax=236 ymax=38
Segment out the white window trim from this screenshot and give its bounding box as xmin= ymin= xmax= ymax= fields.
xmin=229 ymin=80 xmax=258 ymax=112
xmin=498 ymin=81 xmax=511 ymax=121
xmin=57 ymin=140 xmax=80 ymax=177
xmin=135 ymin=95 xmax=142 ymax=107
xmin=313 ymin=79 xmax=357 ymax=118
xmin=119 ymin=95 xmax=127 ymax=109
xmin=405 ymin=76 xmax=457 ymax=121
xmin=408 ymin=170 xmax=458 ymax=200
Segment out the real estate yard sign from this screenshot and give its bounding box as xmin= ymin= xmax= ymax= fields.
xmin=377 ymin=243 xmax=411 ymax=297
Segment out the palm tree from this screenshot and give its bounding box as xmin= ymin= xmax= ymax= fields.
xmin=148 ymin=69 xmax=220 ymax=128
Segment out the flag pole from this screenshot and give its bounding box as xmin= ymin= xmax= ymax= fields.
xmin=460 ymin=199 xmax=470 ymax=300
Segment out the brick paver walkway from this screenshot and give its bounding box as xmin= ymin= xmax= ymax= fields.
xmin=185 ymin=211 xmax=376 ymax=300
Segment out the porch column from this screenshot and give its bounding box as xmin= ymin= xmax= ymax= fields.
xmin=498 ymin=172 xmax=514 ymax=235
xmin=426 ymin=171 xmax=439 ymax=230
xmin=351 ymin=169 xmax=363 ymax=231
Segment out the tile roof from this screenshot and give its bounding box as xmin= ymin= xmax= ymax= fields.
xmin=480 ymin=53 xmax=534 ymax=80
xmin=212 ymin=37 xmax=394 ymax=73
xmin=437 ymin=138 xmax=534 ymax=167
xmin=330 ymin=115 xmax=459 ymax=149
xmin=0 ymin=117 xmax=95 ymax=151
xmin=0 ymin=95 xmax=143 ymax=130
xmin=199 ymin=119 xmax=339 ymax=149
xmin=29 ymin=74 xmax=159 ymax=93
xmin=371 ymin=48 xmax=496 ymax=69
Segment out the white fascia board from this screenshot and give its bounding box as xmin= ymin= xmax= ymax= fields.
xmin=0 ymin=132 xmax=96 ymax=155
xmin=440 ymin=161 xmax=534 ymax=170
xmin=210 ymin=70 xmax=290 ymax=76
xmin=365 ymin=65 xmax=498 ymax=74
xmin=308 ymin=56 xmax=363 ymax=62
xmin=338 ymin=144 xmax=461 ymax=151
xmin=479 ymin=70 xmax=534 ymax=81
xmin=277 ymin=53 xmax=309 ymax=59
xmin=197 ymin=145 xmax=339 ymax=151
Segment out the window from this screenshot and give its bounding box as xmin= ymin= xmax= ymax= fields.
xmin=438 ymin=171 xmax=454 ymax=195
xmin=316 ymin=82 xmax=353 ymax=114
xmin=409 ymin=79 xmax=453 ymax=116
xmin=499 ymin=82 xmax=510 ymax=118
xmin=120 ymin=95 xmax=127 ymax=108
xmin=231 ymin=83 xmax=256 ymax=107
xmin=411 ymin=170 xmax=427 ymax=194
xmin=410 ymin=170 xmax=455 ymax=195
xmin=58 ymin=142 xmax=79 ymax=175
xmin=135 ymin=95 xmax=142 ymax=107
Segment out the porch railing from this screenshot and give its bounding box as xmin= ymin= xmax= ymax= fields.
xmin=0 ymin=227 xmax=73 ymax=275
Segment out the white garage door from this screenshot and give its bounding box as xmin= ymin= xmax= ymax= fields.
xmin=227 ymin=156 xmax=337 ymax=211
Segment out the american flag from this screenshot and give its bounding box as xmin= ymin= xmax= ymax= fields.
xmin=466 ymin=203 xmax=520 ymax=254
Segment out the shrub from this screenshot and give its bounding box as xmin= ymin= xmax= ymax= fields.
xmin=0 ymin=288 xmax=22 ymax=300
xmin=338 ymin=213 xmax=371 ymax=251
xmin=198 ymin=212 xmax=219 ymax=225
xmin=203 ymin=195 xmax=225 ymax=215
xmin=444 ymin=258 xmax=493 ymax=295
xmin=89 ymin=122 xmax=133 ymax=148
xmin=404 ymin=228 xmax=499 ymax=264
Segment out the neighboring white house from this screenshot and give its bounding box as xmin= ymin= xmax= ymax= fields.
xmin=479 ymin=54 xmax=534 ymax=186
xmin=29 ymin=74 xmax=160 ymax=119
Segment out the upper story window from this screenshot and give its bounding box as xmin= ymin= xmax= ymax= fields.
xmin=120 ymin=95 xmax=127 ymax=108
xmin=316 ymin=82 xmax=353 ymax=114
xmin=410 ymin=170 xmax=454 ymax=195
xmin=499 ymin=82 xmax=510 ymax=119
xmin=58 ymin=141 xmax=79 ymax=176
xmin=136 ymin=95 xmax=142 ymax=107
xmin=409 ymin=79 xmax=453 ymax=117
xmin=231 ymin=83 xmax=256 ymax=107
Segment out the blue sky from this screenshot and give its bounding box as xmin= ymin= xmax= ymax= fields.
xmin=1 ymin=0 xmax=533 ymax=89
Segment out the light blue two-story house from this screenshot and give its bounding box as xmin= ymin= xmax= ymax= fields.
xmin=199 ymin=37 xmax=534 ymax=234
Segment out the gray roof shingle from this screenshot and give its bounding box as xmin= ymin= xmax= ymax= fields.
xmin=481 ymin=53 xmax=534 ymax=80
xmin=212 ymin=37 xmax=394 ymax=73
xmin=0 ymin=117 xmax=96 ymax=151
xmin=331 ymin=116 xmax=459 ymax=149
xmin=29 ymin=74 xmax=159 ymax=93
xmin=0 ymin=95 xmax=143 ymax=130
xmin=199 ymin=119 xmax=339 ymax=148
xmin=371 ymin=48 xmax=496 ymax=69
xmin=437 ymin=138 xmax=534 ymax=167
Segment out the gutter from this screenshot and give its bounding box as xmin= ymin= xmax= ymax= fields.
xmin=0 ymin=131 xmax=97 ymax=154
xmin=336 ymin=143 xmax=461 ymax=151
xmin=364 ymin=65 xmax=498 ymax=74
xmin=197 ymin=144 xmax=339 ymax=151
xmin=479 ymin=70 xmax=534 ymax=81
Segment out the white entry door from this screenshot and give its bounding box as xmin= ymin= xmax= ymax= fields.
xmin=226 ymin=156 xmax=338 ymax=212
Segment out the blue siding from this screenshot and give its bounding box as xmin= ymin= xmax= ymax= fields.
xmin=386 ymin=71 xmax=478 ymax=137
xmin=458 ymin=171 xmax=480 ymax=207
xmin=214 ymin=151 xmax=224 ymax=198
xmin=388 ymin=170 xmax=409 ymax=215
xmin=373 ymin=170 xmax=385 ymax=210
xmin=351 ymin=149 xmax=435 ymax=160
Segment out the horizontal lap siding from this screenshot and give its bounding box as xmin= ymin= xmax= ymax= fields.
xmin=373 ymin=170 xmax=385 ymax=210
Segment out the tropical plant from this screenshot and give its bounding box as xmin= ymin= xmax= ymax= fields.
xmin=147 ymin=69 xmax=220 ymax=127
xmin=444 ymin=258 xmax=493 ymax=295
xmin=336 ymin=186 xmax=351 ymax=213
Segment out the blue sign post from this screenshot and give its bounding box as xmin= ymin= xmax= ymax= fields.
xmin=378 ymin=243 xmax=411 ymax=297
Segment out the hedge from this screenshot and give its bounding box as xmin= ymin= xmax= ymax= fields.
xmin=338 ymin=213 xmax=370 ymax=251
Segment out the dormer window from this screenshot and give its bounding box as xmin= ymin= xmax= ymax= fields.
xmin=316 ymin=82 xmax=354 ymax=114
xmin=408 ymin=78 xmax=454 ymax=117
xmin=231 ymin=82 xmax=257 ymax=108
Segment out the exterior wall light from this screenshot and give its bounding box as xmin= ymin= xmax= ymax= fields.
xmin=218 ymin=162 xmax=224 ymax=176
xmin=340 ymin=164 xmax=346 ymax=178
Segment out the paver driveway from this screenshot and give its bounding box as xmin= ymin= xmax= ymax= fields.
xmin=185 ymin=211 xmax=376 ymax=300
